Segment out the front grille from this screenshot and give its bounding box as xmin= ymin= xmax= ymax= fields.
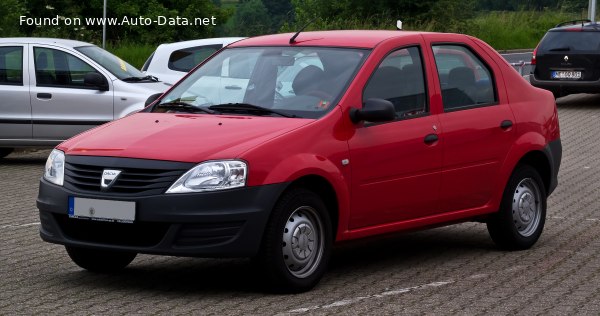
xmin=55 ymin=214 xmax=170 ymax=247
xmin=63 ymin=156 xmax=195 ymax=196
xmin=174 ymin=221 xmax=245 ymax=247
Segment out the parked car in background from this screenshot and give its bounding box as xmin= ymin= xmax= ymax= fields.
xmin=38 ymin=30 xmax=561 ymax=293
xmin=530 ymin=19 xmax=600 ymax=98
xmin=0 ymin=38 xmax=170 ymax=158
xmin=142 ymin=37 xmax=245 ymax=85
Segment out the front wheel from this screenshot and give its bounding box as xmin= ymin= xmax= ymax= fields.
xmin=257 ymin=188 xmax=332 ymax=293
xmin=487 ymin=165 xmax=547 ymax=250
xmin=66 ymin=246 xmax=137 ymax=273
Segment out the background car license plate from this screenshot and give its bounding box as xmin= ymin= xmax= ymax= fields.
xmin=68 ymin=197 xmax=135 ymax=223
xmin=551 ymin=71 xmax=582 ymax=79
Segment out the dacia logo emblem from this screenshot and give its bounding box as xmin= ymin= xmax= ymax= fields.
xmin=101 ymin=169 xmax=122 ymax=191
xmin=564 ymin=55 xmax=569 ymax=62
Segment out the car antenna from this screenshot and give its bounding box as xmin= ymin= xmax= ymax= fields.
xmin=289 ymin=17 xmax=317 ymax=44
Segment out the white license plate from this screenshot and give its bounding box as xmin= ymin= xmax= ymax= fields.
xmin=551 ymin=71 xmax=582 ymax=79
xmin=68 ymin=197 xmax=135 ymax=223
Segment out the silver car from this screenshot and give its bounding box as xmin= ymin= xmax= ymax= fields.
xmin=0 ymin=38 xmax=170 ymax=158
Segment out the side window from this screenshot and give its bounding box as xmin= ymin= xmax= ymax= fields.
xmin=363 ymin=46 xmax=427 ymax=120
xmin=34 ymin=47 xmax=99 ymax=88
xmin=0 ymin=46 xmax=23 ymax=85
xmin=432 ymin=45 xmax=496 ymax=110
xmin=168 ymin=44 xmax=222 ymax=72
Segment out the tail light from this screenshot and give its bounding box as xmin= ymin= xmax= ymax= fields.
xmin=531 ymin=45 xmax=538 ymax=65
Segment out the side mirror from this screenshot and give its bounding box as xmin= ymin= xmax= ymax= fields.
xmin=145 ymin=93 xmax=163 ymax=107
xmin=84 ymin=72 xmax=108 ymax=91
xmin=349 ymin=98 xmax=396 ymax=124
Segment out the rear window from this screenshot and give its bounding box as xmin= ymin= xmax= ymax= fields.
xmin=539 ymin=31 xmax=600 ymax=52
xmin=168 ymin=45 xmax=222 ymax=72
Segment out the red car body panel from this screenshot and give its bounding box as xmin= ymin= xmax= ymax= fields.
xmin=54 ymin=31 xmax=560 ymax=244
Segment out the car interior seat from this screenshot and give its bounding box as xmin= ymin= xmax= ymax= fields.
xmin=35 ymin=52 xmax=56 ymax=85
xmin=443 ymin=66 xmax=476 ymax=109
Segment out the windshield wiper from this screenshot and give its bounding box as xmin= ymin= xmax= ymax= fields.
xmin=156 ymin=101 xmax=216 ymax=114
xmin=122 ymin=75 xmax=159 ymax=82
xmin=208 ymin=103 xmax=296 ymax=118
xmin=549 ymin=46 xmax=571 ymax=52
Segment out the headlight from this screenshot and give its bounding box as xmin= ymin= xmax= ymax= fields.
xmin=166 ymin=160 xmax=247 ymax=193
xmin=44 ymin=149 xmax=65 ymax=186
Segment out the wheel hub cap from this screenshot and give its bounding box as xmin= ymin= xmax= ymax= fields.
xmin=282 ymin=206 xmax=324 ymax=279
xmin=512 ymin=178 xmax=542 ymax=237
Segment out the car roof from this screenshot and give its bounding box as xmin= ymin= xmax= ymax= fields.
xmin=0 ymin=37 xmax=94 ymax=48
xmin=229 ymin=30 xmax=429 ymax=49
xmin=549 ymin=22 xmax=600 ymax=32
xmin=156 ymin=37 xmax=246 ymax=51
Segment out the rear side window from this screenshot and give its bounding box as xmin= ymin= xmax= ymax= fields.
xmin=168 ymin=44 xmax=222 ymax=72
xmin=363 ymin=46 xmax=428 ymax=120
xmin=141 ymin=51 xmax=155 ymax=71
xmin=34 ymin=47 xmax=99 ymax=88
xmin=433 ymin=45 xmax=496 ymax=110
xmin=539 ymin=31 xmax=600 ymax=52
xmin=0 ymin=46 xmax=23 ymax=85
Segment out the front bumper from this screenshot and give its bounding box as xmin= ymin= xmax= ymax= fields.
xmin=37 ymin=179 xmax=289 ymax=257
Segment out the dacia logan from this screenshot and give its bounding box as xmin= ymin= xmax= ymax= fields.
xmin=37 ymin=31 xmax=561 ymax=293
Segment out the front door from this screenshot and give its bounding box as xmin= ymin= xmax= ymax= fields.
xmin=29 ymin=45 xmax=113 ymax=141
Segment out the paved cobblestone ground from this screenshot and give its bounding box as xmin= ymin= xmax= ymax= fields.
xmin=1 ymin=94 xmax=600 ymax=315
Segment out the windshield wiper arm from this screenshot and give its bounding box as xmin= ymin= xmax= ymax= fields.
xmin=156 ymin=101 xmax=216 ymax=114
xmin=122 ymin=75 xmax=159 ymax=82
xmin=208 ymin=103 xmax=296 ymax=118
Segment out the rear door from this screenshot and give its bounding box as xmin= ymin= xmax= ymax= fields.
xmin=0 ymin=44 xmax=31 ymax=141
xmin=535 ymin=30 xmax=600 ymax=81
xmin=426 ymin=37 xmax=516 ymax=213
xmin=29 ymin=45 xmax=113 ymax=141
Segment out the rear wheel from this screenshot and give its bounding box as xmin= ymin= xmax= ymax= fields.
xmin=257 ymin=188 xmax=332 ymax=293
xmin=0 ymin=148 xmax=14 ymax=158
xmin=487 ymin=165 xmax=546 ymax=250
xmin=66 ymin=246 xmax=137 ymax=273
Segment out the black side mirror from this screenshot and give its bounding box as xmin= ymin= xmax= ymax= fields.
xmin=145 ymin=93 xmax=163 ymax=106
xmin=84 ymin=72 xmax=108 ymax=91
xmin=349 ymin=98 xmax=396 ymax=124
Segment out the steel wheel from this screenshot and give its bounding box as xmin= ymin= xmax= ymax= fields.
xmin=282 ymin=206 xmax=325 ymax=279
xmin=511 ymin=178 xmax=542 ymax=237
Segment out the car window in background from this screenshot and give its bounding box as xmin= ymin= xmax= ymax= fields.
xmin=168 ymin=44 xmax=222 ymax=72
xmin=363 ymin=46 xmax=427 ymax=119
xmin=141 ymin=51 xmax=155 ymax=71
xmin=433 ymin=45 xmax=496 ymax=110
xmin=0 ymin=46 xmax=23 ymax=85
xmin=158 ymin=47 xmax=368 ymax=118
xmin=75 ymin=45 xmax=144 ymax=80
xmin=538 ymin=32 xmax=600 ymax=52
xmin=34 ymin=47 xmax=99 ymax=88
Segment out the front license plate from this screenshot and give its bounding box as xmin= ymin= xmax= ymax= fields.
xmin=551 ymin=71 xmax=582 ymax=79
xmin=68 ymin=197 xmax=135 ymax=223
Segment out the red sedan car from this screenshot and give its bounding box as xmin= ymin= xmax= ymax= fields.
xmin=38 ymin=30 xmax=561 ymax=292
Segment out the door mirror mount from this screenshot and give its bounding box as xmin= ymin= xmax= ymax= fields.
xmin=349 ymin=98 xmax=396 ymax=124
xmin=83 ymin=72 xmax=108 ymax=91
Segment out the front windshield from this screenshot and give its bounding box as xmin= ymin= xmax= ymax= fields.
xmin=155 ymin=46 xmax=368 ymax=118
xmin=75 ymin=46 xmax=145 ymax=80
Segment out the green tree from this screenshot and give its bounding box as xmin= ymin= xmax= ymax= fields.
xmin=228 ymin=0 xmax=272 ymax=36
xmin=0 ymin=0 xmax=27 ymax=36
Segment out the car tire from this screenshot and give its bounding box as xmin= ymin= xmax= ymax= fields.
xmin=0 ymin=148 xmax=14 ymax=158
xmin=257 ymin=188 xmax=332 ymax=293
xmin=66 ymin=246 xmax=137 ymax=273
xmin=487 ymin=164 xmax=547 ymax=250
xmin=552 ymin=91 xmax=562 ymax=99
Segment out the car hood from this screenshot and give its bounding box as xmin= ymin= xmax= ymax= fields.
xmin=58 ymin=113 xmax=312 ymax=162
xmin=120 ymin=80 xmax=172 ymax=93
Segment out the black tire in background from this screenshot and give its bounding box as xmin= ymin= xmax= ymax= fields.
xmin=487 ymin=164 xmax=547 ymax=250
xmin=65 ymin=246 xmax=137 ymax=273
xmin=257 ymin=188 xmax=333 ymax=293
xmin=0 ymin=148 xmax=14 ymax=158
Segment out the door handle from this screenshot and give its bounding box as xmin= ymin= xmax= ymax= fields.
xmin=500 ymin=120 xmax=513 ymax=129
xmin=37 ymin=93 xmax=52 ymax=99
xmin=424 ymin=133 xmax=438 ymax=145
xmin=225 ymin=85 xmax=242 ymax=90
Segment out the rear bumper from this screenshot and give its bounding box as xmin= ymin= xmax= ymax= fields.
xmin=530 ymin=74 xmax=600 ymax=95
xmin=544 ymin=138 xmax=562 ymax=196
xmin=37 ymin=179 xmax=289 ymax=257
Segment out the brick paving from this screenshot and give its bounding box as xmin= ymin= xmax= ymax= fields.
xmin=1 ymin=94 xmax=600 ymax=315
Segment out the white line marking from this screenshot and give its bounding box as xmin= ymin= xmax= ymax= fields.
xmin=585 ymin=218 xmax=599 ymax=222
xmin=0 ymin=222 xmax=40 ymax=229
xmin=285 ymin=280 xmax=454 ymax=314
xmin=550 ymin=216 xmax=565 ymax=219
